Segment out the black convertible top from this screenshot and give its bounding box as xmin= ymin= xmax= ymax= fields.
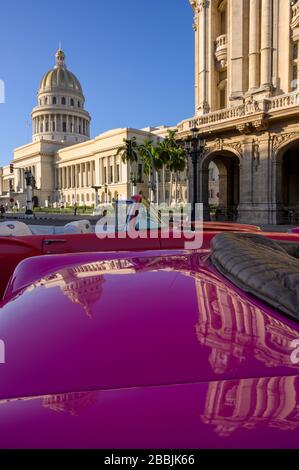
xmin=210 ymin=232 xmax=299 ymax=321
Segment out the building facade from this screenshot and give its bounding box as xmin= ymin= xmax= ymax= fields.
xmin=0 ymin=50 xmax=188 ymax=209
xmin=177 ymin=0 xmax=299 ymax=223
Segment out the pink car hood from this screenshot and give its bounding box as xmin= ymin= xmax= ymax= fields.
xmin=0 ymin=250 xmax=299 ymax=402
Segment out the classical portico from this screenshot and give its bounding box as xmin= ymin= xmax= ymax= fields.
xmin=181 ymin=0 xmax=299 ymax=224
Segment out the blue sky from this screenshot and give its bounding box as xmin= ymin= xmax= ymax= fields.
xmin=0 ymin=0 xmax=194 ymax=165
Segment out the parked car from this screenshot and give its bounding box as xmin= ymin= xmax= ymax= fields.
xmin=0 ymin=197 xmax=265 ymax=299
xmin=0 ymin=232 xmax=299 ymax=448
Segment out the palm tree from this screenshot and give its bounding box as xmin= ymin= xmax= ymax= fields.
xmin=167 ymin=146 xmax=186 ymax=206
xmin=138 ymin=139 xmax=157 ymax=203
xmin=161 ymin=130 xmax=186 ymax=206
xmin=116 ymin=137 xmax=139 ymax=196
xmin=155 ymin=140 xmax=170 ymax=205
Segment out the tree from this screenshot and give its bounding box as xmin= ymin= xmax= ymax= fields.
xmin=116 ymin=137 xmax=139 ymax=195
xmin=163 ymin=130 xmax=186 ymax=206
xmin=138 ymin=139 xmax=158 ymax=203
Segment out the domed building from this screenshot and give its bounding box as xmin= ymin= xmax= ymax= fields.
xmin=32 ymin=49 xmax=90 ymax=144
xmin=0 ymin=49 xmax=179 ymax=209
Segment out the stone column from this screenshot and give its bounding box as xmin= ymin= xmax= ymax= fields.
xmin=197 ymin=164 xmax=210 ymax=221
xmin=193 ymin=7 xmax=199 ymax=114
xmin=260 ymin=0 xmax=273 ymax=90
xmin=80 ymin=163 xmax=83 ymax=187
xmin=94 ymin=158 xmax=100 ymax=186
xmin=197 ymin=0 xmax=209 ymax=114
xmin=228 ymin=0 xmax=249 ymax=104
xmin=248 ymin=0 xmax=260 ymax=91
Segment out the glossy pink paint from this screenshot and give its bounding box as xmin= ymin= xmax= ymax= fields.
xmin=0 ymin=245 xmax=299 ymax=448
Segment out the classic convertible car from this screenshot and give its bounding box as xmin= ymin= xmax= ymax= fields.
xmin=0 ymin=197 xmax=264 ymax=299
xmin=0 ymin=232 xmax=299 ymax=448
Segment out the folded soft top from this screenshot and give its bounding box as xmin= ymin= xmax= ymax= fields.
xmin=210 ymin=232 xmax=299 ymax=321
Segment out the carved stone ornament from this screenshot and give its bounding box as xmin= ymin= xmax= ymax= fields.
xmin=225 ymin=142 xmax=243 ymax=157
xmin=252 ymin=140 xmax=260 ymax=171
xmin=272 ymin=132 xmax=299 ymax=151
xmin=205 ymin=140 xmax=242 ymax=158
xmin=252 ymin=118 xmax=269 ymax=132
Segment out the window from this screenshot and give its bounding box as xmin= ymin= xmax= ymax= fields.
xmin=293 ymin=42 xmax=298 ymax=60
xmin=104 ymin=167 xmax=107 ymax=183
xmin=52 ymin=97 xmax=57 ymax=105
xmin=109 ymin=165 xmax=113 ymax=183
xmin=116 ymin=164 xmax=120 ymax=182
xmin=63 ymin=122 xmax=67 ymax=132
xmin=52 ymin=121 xmax=55 ymax=132
xmin=78 ymin=101 xmax=81 ymax=108
xmin=45 ymin=122 xmax=49 ymax=132
xmin=220 ymin=9 xmax=227 ymax=35
xmin=62 ymin=97 xmax=66 ymax=105
xmin=292 ymin=43 xmax=298 ymax=90
xmin=79 ymin=125 xmax=82 ymax=134
xmin=44 ymin=97 xmax=48 ymax=105
xmin=70 ymin=98 xmax=74 ymax=106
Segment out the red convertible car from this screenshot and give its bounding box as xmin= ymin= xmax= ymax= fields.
xmin=0 ymin=232 xmax=298 ymax=448
xmin=0 ymin=198 xmax=265 ymax=299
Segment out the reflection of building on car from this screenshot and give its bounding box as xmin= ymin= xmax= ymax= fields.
xmin=0 ymin=232 xmax=298 ymax=447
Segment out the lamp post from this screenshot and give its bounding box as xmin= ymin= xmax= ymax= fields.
xmin=92 ymin=185 xmax=101 ymax=215
xmin=130 ymin=172 xmax=137 ymax=196
xmin=182 ymin=127 xmax=206 ymax=228
xmin=24 ymin=170 xmax=34 ymax=216
xmin=104 ymin=183 xmax=108 ymax=205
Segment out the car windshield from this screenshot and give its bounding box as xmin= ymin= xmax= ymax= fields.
xmin=115 ymin=199 xmax=169 ymax=232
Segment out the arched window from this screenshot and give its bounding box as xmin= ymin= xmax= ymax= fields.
xmin=52 ymin=97 xmax=57 ymax=105
xmin=62 ymin=97 xmax=66 ymax=105
xmin=70 ymin=98 xmax=74 ymax=106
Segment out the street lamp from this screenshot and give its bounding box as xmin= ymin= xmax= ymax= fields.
xmin=24 ymin=170 xmax=35 ymax=216
xmin=104 ymin=183 xmax=108 ymax=205
xmin=92 ymin=185 xmax=101 ymax=215
xmin=182 ymin=127 xmax=206 ymax=228
xmin=130 ymin=172 xmax=137 ymax=196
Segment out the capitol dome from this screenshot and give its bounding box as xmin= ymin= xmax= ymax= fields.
xmin=39 ymin=50 xmax=83 ymax=95
xmin=32 ymin=49 xmax=91 ymax=144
